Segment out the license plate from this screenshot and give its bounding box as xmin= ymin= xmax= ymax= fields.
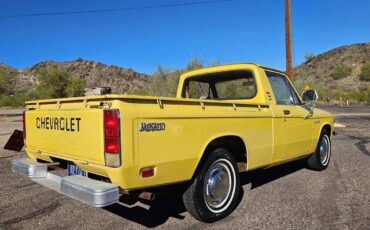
xmin=67 ymin=163 xmax=86 ymax=176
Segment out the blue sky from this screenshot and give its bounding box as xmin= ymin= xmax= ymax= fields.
xmin=0 ymin=0 xmax=369 ymax=74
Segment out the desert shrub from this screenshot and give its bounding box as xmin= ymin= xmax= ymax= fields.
xmin=0 ymin=94 xmax=33 ymax=107
xmin=67 ymin=79 xmax=85 ymax=97
xmin=135 ymin=58 xmax=204 ymax=97
xmin=304 ymin=53 xmax=316 ymax=63
xmin=330 ymin=66 xmax=352 ymax=79
xmin=0 ymin=69 xmax=86 ymax=107
xmin=359 ymin=62 xmax=370 ymax=81
xmin=36 ymin=70 xmax=85 ymax=99
xmin=343 ymin=87 xmax=370 ymax=103
xmin=0 ymin=71 xmax=10 ymax=94
xmin=142 ymin=65 xmax=179 ymax=97
xmin=186 ymin=58 xmax=204 ymax=70
xmin=292 ymin=76 xmax=370 ymax=104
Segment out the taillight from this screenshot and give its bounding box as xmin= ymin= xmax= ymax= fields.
xmin=22 ymin=111 xmax=26 ymax=140
xmin=104 ymin=110 xmax=121 ymax=167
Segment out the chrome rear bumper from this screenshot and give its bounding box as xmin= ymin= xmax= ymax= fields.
xmin=11 ymin=157 xmax=119 ymax=207
xmin=11 ymin=157 xmax=48 ymax=177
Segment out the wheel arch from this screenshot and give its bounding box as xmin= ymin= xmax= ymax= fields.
xmin=321 ymin=123 xmax=332 ymax=137
xmin=313 ymin=123 xmax=332 ymax=149
xmin=192 ymin=134 xmax=248 ymax=179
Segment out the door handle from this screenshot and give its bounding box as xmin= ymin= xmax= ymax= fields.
xmin=283 ymin=110 xmax=291 ymax=115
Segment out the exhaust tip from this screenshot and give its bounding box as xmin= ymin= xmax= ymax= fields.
xmin=138 ymin=191 xmax=155 ymax=201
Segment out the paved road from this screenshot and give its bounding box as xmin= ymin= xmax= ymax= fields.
xmin=0 ymin=106 xmax=369 ymax=229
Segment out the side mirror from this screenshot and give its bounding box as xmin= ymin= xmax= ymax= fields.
xmin=302 ymin=89 xmax=318 ymax=103
xmin=302 ymin=89 xmax=318 ymax=119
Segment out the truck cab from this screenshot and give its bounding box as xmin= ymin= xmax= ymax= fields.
xmin=178 ymin=64 xmax=332 ymax=162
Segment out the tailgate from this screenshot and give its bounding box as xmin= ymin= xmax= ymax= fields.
xmin=26 ymin=109 xmax=105 ymax=165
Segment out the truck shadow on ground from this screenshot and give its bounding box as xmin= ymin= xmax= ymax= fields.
xmin=104 ymin=159 xmax=307 ymax=228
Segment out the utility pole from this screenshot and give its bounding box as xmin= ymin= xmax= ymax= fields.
xmin=285 ymin=0 xmax=293 ymax=80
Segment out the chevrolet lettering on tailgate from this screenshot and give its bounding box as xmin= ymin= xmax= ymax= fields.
xmin=36 ymin=117 xmax=81 ymax=132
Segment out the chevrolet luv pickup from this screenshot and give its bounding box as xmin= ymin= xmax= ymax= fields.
xmin=12 ymin=63 xmax=334 ymax=222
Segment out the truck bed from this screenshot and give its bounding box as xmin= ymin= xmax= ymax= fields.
xmin=25 ymin=94 xmax=273 ymax=189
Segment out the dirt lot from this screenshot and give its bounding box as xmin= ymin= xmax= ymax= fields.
xmin=0 ymin=106 xmax=369 ymax=229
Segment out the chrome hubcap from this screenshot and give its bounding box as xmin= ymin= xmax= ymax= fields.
xmin=204 ymin=160 xmax=232 ymax=210
xmin=319 ymin=135 xmax=330 ymax=165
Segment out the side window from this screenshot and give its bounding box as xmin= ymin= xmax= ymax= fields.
xmin=266 ymin=71 xmax=300 ymax=105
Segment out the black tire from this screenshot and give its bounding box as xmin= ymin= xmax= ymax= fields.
xmin=307 ymin=129 xmax=331 ymax=171
xmin=183 ymin=148 xmax=240 ymax=222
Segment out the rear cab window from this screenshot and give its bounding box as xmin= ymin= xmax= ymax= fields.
xmin=183 ymin=70 xmax=257 ymax=100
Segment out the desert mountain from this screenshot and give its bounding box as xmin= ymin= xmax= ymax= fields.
xmin=2 ymin=42 xmax=369 ymax=98
xmin=294 ymin=42 xmax=370 ymax=90
xmin=1 ymin=58 xmax=149 ymax=94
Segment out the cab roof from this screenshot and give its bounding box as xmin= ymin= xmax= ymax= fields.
xmin=180 ymin=63 xmax=286 ymax=81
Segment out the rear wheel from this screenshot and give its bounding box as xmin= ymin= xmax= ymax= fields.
xmin=307 ymin=129 xmax=331 ymax=170
xmin=183 ymin=148 xmax=240 ymax=222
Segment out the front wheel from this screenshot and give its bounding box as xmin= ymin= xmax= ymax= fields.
xmin=307 ymin=129 xmax=332 ymax=170
xmin=183 ymin=148 xmax=240 ymax=222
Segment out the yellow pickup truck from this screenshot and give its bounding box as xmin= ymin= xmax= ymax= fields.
xmin=12 ymin=63 xmax=334 ymax=222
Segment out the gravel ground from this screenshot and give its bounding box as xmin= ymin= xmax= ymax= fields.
xmin=0 ymin=106 xmax=369 ymax=229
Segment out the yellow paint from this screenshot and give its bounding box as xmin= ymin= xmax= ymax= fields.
xmin=25 ymin=63 xmax=334 ymax=190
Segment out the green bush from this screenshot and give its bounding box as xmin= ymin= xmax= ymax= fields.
xmin=359 ymin=62 xmax=370 ymax=81
xmin=0 ymin=71 xmax=10 ymax=94
xmin=36 ymin=70 xmax=85 ymax=99
xmin=0 ymin=69 xmax=86 ymax=108
xmin=0 ymin=94 xmax=33 ymax=107
xmin=67 ymin=79 xmax=85 ymax=97
xmin=330 ymin=66 xmax=352 ymax=80
xmin=133 ymin=58 xmax=204 ymax=97
xmin=293 ymin=75 xmax=370 ymax=104
xmin=304 ymin=53 xmax=316 ymax=63
xmin=344 ymin=87 xmax=370 ymax=103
